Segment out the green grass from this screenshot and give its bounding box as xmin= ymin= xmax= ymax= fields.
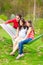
xmin=0 ymin=19 xmax=43 ymax=65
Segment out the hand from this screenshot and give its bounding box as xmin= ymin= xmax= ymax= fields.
xmin=2 ymin=22 xmax=6 ymax=24
xmin=4 ymin=22 xmax=7 ymax=24
xmin=22 ymin=38 xmax=25 ymax=41
xmin=12 ymin=36 xmax=16 ymax=40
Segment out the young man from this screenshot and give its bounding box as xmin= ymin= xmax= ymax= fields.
xmin=5 ymin=14 xmax=22 ymax=29
xmin=4 ymin=14 xmax=22 ymax=40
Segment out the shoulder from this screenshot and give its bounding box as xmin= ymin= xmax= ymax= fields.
xmin=27 ymin=27 xmax=33 ymax=32
xmin=13 ymin=18 xmax=17 ymax=21
xmin=28 ymin=27 xmax=32 ymax=30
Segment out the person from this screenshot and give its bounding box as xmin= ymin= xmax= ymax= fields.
xmin=4 ymin=14 xmax=22 ymax=39
xmin=5 ymin=14 xmax=22 ymax=29
xmin=16 ymin=20 xmax=34 ymax=59
xmin=10 ymin=18 xmax=27 ymax=55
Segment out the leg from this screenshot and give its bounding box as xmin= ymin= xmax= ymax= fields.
xmin=10 ymin=37 xmax=23 ymax=55
xmin=16 ymin=38 xmax=32 ymax=59
xmin=12 ymin=43 xmax=18 ymax=53
xmin=19 ymin=38 xmax=32 ymax=54
xmin=10 ymin=39 xmax=18 ymax=55
xmin=12 ymin=38 xmax=24 ymax=53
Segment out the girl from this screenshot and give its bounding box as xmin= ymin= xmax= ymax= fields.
xmin=10 ymin=18 xmax=27 ymax=55
xmin=16 ymin=20 xmax=34 ymax=59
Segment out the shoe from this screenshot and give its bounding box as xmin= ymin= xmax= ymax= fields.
xmin=16 ymin=54 xmax=24 ymax=60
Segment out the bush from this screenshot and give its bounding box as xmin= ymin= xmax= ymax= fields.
xmin=0 ymin=14 xmax=8 ymax=21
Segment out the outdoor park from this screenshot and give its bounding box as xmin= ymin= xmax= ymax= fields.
xmin=0 ymin=0 xmax=43 ymax=65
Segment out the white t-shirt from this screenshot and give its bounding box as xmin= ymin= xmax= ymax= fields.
xmin=19 ymin=27 xmax=27 ymax=38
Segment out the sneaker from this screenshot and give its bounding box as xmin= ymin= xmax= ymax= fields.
xmin=16 ymin=54 xmax=24 ymax=60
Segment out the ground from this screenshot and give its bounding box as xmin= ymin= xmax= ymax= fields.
xmin=0 ymin=24 xmax=43 ymax=65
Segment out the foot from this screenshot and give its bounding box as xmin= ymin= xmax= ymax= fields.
xmin=10 ymin=52 xmax=14 ymax=56
xmin=16 ymin=54 xmax=24 ymax=60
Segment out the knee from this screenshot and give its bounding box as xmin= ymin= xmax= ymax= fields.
xmin=19 ymin=42 xmax=23 ymax=47
xmin=19 ymin=42 xmax=22 ymax=46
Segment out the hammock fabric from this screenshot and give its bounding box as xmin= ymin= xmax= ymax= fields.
xmin=27 ymin=34 xmax=43 ymax=44
xmin=0 ymin=19 xmax=43 ymax=44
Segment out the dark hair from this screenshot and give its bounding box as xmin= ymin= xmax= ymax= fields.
xmin=18 ymin=18 xmax=26 ymax=30
xmin=27 ymin=20 xmax=32 ymax=27
xmin=27 ymin=20 xmax=35 ymax=34
xmin=16 ymin=14 xmax=22 ymax=19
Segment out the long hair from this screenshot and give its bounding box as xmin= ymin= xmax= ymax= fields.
xmin=27 ymin=20 xmax=35 ymax=33
xmin=18 ymin=18 xmax=26 ymax=30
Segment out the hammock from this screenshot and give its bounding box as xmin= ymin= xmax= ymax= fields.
xmin=0 ymin=19 xmax=16 ymax=41
xmin=27 ymin=34 xmax=43 ymax=44
xmin=0 ymin=19 xmax=43 ymax=44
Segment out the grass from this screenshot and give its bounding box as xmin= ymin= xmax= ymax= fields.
xmin=0 ymin=19 xmax=43 ymax=65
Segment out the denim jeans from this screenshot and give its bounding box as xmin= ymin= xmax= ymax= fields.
xmin=18 ymin=38 xmax=32 ymax=54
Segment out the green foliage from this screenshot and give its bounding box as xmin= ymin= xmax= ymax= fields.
xmin=0 ymin=23 xmax=43 ymax=65
xmin=0 ymin=0 xmax=43 ymax=17
xmin=36 ymin=0 xmax=43 ymax=6
xmin=34 ymin=18 xmax=43 ymax=34
xmin=24 ymin=14 xmax=33 ymax=20
xmin=0 ymin=14 xmax=8 ymax=21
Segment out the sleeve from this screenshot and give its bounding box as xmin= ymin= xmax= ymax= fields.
xmin=5 ymin=19 xmax=15 ymax=24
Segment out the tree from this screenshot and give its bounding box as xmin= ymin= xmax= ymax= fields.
xmin=33 ymin=0 xmax=36 ymax=22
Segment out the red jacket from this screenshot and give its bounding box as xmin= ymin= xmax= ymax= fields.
xmin=5 ymin=18 xmax=19 ymax=29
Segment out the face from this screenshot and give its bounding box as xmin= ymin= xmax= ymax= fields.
xmin=16 ymin=15 xmax=20 ymax=22
xmin=20 ymin=20 xmax=23 ymax=26
xmin=26 ymin=22 xmax=30 ymax=27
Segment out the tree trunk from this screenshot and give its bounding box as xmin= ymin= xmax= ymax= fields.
xmin=33 ymin=0 xmax=36 ymax=22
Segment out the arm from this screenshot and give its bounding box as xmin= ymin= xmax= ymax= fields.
xmin=13 ymin=27 xmax=19 ymax=39
xmin=24 ymin=27 xmax=32 ymax=40
xmin=5 ymin=19 xmax=14 ymax=24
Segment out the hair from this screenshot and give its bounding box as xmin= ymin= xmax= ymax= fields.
xmin=18 ymin=18 xmax=26 ymax=30
xmin=27 ymin=20 xmax=35 ymax=34
xmin=27 ymin=20 xmax=32 ymax=27
xmin=16 ymin=14 xmax=22 ymax=19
